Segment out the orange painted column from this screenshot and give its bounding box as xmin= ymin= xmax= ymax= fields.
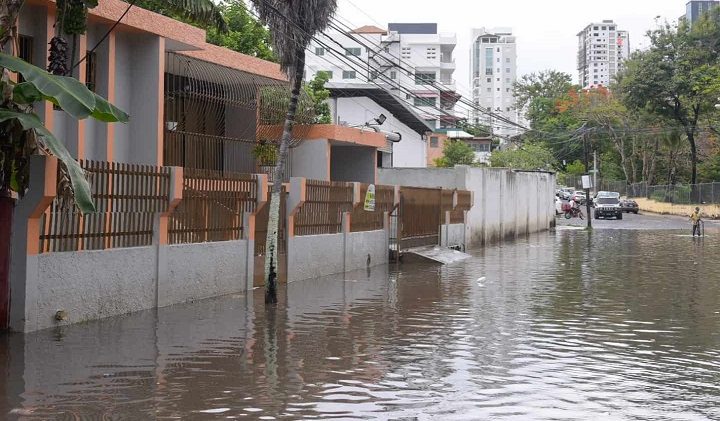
xmin=43 ymin=8 xmax=56 ymax=131
xmin=76 ymin=34 xmax=87 ymax=161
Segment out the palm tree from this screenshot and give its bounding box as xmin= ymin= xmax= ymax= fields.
xmin=249 ymin=0 xmax=338 ymax=304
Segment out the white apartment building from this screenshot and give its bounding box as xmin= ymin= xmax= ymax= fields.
xmin=470 ymin=28 xmax=519 ymax=138
xmin=305 ymin=23 xmax=460 ymax=131
xmin=577 ymin=20 xmax=630 ymax=89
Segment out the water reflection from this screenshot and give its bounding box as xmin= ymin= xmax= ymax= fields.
xmin=2 ymin=229 xmax=720 ymax=419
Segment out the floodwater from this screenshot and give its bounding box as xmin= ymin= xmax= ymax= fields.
xmin=3 ymin=221 xmax=720 ymax=420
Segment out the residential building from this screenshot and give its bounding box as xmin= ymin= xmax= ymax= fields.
xmin=577 ymin=20 xmax=630 ymax=89
xmin=470 ymin=28 xmax=519 ymax=138
xmin=306 ymin=23 xmax=461 ymax=135
xmin=327 ymin=83 xmax=434 ymax=168
xmin=683 ymin=1 xmax=719 ymax=24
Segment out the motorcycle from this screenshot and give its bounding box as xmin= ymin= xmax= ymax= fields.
xmin=562 ymin=202 xmax=584 ymax=219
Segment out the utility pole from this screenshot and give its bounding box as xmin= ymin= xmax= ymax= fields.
xmin=593 ymin=150 xmax=598 ymax=196
xmin=583 ymin=128 xmax=592 ymax=229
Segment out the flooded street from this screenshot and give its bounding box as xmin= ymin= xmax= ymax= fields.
xmin=2 ymin=216 xmax=720 ymax=420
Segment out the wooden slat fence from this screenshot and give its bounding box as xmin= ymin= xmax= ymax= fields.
xmin=450 ymin=190 xmax=472 ymax=224
xmin=254 ymin=185 xmax=287 ymax=256
xmin=294 ymin=180 xmax=353 ymax=236
xmin=38 ymin=161 xmax=171 ymax=253
xmin=350 ymin=184 xmax=396 ymax=232
xmin=168 ymin=169 xmax=258 ymax=244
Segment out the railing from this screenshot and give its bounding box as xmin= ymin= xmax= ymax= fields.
xmin=350 ymin=184 xmax=395 ymax=232
xmin=39 ymin=161 xmax=171 ymax=253
xmin=168 ymin=169 xmax=258 ymax=244
xmin=294 ymin=180 xmax=353 ymax=236
xmin=164 ymin=130 xmax=257 ymax=175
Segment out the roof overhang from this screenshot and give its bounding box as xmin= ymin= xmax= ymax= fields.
xmin=327 ymin=83 xmax=434 ymax=135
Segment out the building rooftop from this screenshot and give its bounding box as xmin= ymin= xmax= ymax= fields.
xmin=352 ymin=25 xmax=388 ymax=35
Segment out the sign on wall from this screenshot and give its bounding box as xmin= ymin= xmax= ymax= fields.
xmin=364 ymin=184 xmax=376 ymax=211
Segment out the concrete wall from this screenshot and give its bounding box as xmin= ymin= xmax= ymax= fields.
xmin=291 ymin=140 xmax=330 ymax=180
xmin=287 ymin=229 xmax=389 ymax=282
xmin=18 ymin=240 xmax=252 ymax=333
xmin=330 ymin=145 xmax=375 ymax=184
xmin=441 ymin=223 xmax=466 ymax=248
xmin=378 ymin=166 xmax=555 ymax=247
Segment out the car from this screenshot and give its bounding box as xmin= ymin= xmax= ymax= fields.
xmin=572 ymin=191 xmax=587 ymax=204
xmin=620 ymin=198 xmax=639 ymax=214
xmin=555 ymin=197 xmax=564 ymax=215
xmin=594 ymin=196 xmax=623 ymax=220
xmin=591 ymin=191 xmax=620 ymax=207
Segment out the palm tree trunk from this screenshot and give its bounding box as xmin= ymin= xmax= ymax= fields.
xmin=264 ymin=48 xmax=305 ymax=305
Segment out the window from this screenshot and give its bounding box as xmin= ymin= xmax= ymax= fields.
xmin=506 ymin=88 xmax=510 ymax=92
xmin=487 ymin=88 xmax=491 ymax=92
xmin=485 ymin=47 xmax=493 ymax=75
xmin=506 ymin=78 xmax=510 ymax=83
xmin=506 ymin=68 xmax=510 ymax=73
xmin=497 ymin=57 xmax=501 ymax=63
xmin=85 ymin=51 xmax=97 ymax=92
xmin=18 ymin=35 xmax=33 ymax=83
xmin=370 ymin=70 xmax=378 ymax=80
xmin=497 ymin=87 xmax=500 ymax=91
xmin=406 ymin=94 xmax=412 ymax=100
xmin=345 ymin=47 xmax=361 ymax=56
xmin=497 ymin=78 xmax=500 ymax=82
xmin=318 ymin=70 xmax=333 ymax=79
xmin=506 ymin=107 xmax=511 ymax=112
xmin=496 ymin=47 xmax=500 ymax=52
xmin=593 ymin=26 xmax=599 ymax=30
xmin=414 ymin=97 xmax=436 ymax=107
xmin=315 ymin=47 xmax=325 ymax=56
xmin=506 ymin=57 xmax=511 ymax=63
xmin=390 ymin=70 xmax=397 ymax=79
xmin=486 ymin=78 xmax=491 ymax=83
xmin=497 ymin=68 xmax=501 ymax=73
xmin=342 ymin=70 xmax=356 ymax=79
xmin=415 ymin=72 xmax=436 ymax=85
xmin=430 ymin=136 xmax=439 ymax=148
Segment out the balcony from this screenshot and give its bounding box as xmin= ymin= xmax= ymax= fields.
xmin=440 ymin=57 xmax=456 ymax=70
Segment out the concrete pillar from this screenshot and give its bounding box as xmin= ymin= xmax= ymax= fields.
xmin=286 ymin=177 xmax=306 ymax=282
xmin=9 ymin=156 xmax=58 ymax=332
xmin=342 ymin=212 xmax=351 ymax=274
xmin=155 ymin=167 xmax=183 ymax=308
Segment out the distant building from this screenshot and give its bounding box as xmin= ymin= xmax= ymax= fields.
xmin=576 ymin=20 xmax=630 ymax=89
xmin=305 ymin=23 xmax=461 ymax=131
xmin=470 ymin=28 xmax=519 ymax=138
xmin=683 ymin=0 xmax=719 ymax=24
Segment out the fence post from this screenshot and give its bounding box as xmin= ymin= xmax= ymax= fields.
xmin=155 ymin=167 xmax=183 ymax=308
xmin=342 ymin=210 xmax=351 ymax=274
xmin=9 ymin=155 xmax=58 ymax=332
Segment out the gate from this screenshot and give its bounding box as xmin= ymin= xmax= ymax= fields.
xmin=254 ymin=186 xmax=287 ymax=286
xmin=397 ymin=187 xmax=442 ymax=251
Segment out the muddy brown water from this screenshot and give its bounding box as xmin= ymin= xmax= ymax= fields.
xmin=2 ymin=227 xmax=720 ymax=420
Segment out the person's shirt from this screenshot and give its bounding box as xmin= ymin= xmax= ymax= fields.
xmin=690 ymin=211 xmax=701 ymax=223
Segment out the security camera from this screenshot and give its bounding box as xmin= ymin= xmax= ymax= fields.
xmin=385 ymin=131 xmax=402 ymax=143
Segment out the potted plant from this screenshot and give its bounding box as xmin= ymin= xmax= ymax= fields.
xmin=253 ymin=141 xmax=278 ymax=177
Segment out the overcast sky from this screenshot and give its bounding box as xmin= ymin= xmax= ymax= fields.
xmin=335 ymin=0 xmax=686 ymax=96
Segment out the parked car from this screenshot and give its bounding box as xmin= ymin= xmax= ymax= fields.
xmin=555 ymin=197 xmax=564 ymax=215
xmin=572 ymin=191 xmax=587 ymax=204
xmin=620 ymin=198 xmax=639 ymax=214
xmin=594 ymin=196 xmax=623 ymax=220
xmin=591 ymin=191 xmax=620 ymax=207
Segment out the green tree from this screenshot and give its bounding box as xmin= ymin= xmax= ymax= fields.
xmin=303 ymin=72 xmax=331 ymax=124
xmin=251 ymin=0 xmax=338 ymax=305
xmin=206 ymin=0 xmax=275 ymax=60
xmin=490 ymin=143 xmax=556 ymax=170
xmin=565 ymin=160 xmax=586 ymax=176
xmin=434 ymin=140 xmax=476 ymax=167
xmin=513 ymin=70 xmax=574 ymax=111
xmin=616 ymin=13 xmax=720 ymax=184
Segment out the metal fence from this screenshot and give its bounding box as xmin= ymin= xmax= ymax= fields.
xmin=39 ymin=161 xmax=172 ymax=253
xmin=450 ymin=190 xmax=472 ymax=224
xmin=293 ymin=180 xmax=354 ymax=236
xmin=168 ymin=169 xmax=258 ymax=244
xmin=627 ymin=182 xmax=720 ymax=205
xmin=398 ymin=187 xmax=443 ymax=250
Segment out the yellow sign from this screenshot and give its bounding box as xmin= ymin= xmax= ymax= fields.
xmin=364 ymin=184 xmax=376 ymax=211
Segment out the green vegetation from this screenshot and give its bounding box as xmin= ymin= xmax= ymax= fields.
xmin=489 ymin=143 xmax=556 ymax=170
xmin=513 ymin=8 xmax=720 ymax=185
xmin=434 ymin=140 xmax=476 ymax=167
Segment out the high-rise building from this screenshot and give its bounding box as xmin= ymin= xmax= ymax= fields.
xmin=683 ymin=1 xmax=719 ymax=24
xmin=305 ymin=23 xmax=460 ymax=130
xmin=577 ymin=20 xmax=630 ymax=89
xmin=470 ymin=28 xmax=518 ymax=137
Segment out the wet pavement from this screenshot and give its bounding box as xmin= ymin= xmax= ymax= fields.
xmin=2 ymin=217 xmax=720 ymax=420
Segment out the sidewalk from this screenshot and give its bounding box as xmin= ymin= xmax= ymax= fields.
xmin=635 ymin=198 xmax=720 ymax=220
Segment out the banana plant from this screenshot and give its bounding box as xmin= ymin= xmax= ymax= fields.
xmin=0 ymin=52 xmax=128 ymax=212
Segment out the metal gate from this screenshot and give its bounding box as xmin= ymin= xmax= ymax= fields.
xmin=397 ymin=187 xmax=443 ymax=251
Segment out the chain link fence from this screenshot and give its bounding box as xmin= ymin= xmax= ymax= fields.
xmin=558 ymin=175 xmax=720 ymax=204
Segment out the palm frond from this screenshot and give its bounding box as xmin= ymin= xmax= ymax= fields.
xmin=163 ymin=0 xmax=228 ymax=33
xmin=249 ymin=0 xmax=337 ymax=74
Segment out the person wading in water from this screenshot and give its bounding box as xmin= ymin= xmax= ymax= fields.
xmin=690 ymin=207 xmax=703 ymax=237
